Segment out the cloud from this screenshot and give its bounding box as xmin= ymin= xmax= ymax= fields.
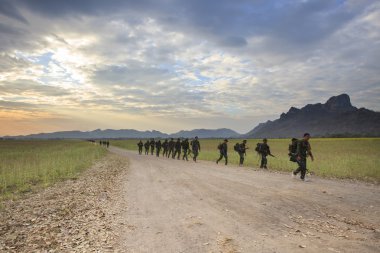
xmin=0 ymin=0 xmax=28 ymax=23
xmin=0 ymin=0 xmax=379 ymax=135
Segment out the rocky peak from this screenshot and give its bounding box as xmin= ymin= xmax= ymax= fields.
xmin=324 ymin=94 xmax=355 ymax=112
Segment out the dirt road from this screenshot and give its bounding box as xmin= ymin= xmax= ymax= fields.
xmin=110 ymin=147 xmax=380 ymax=253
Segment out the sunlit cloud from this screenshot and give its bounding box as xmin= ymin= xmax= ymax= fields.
xmin=0 ymin=0 xmax=379 ymax=135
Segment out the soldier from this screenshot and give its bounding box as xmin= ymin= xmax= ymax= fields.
xmin=216 ymin=139 xmax=228 ymax=165
xmin=191 ymin=136 xmax=201 ymax=162
xmin=181 ymin=138 xmax=190 ymax=161
xmin=137 ymin=140 xmax=143 ymax=155
xmin=173 ymin=138 xmax=181 ymax=160
xmin=162 ymin=139 xmax=169 ymax=157
xmin=168 ymin=138 xmax=175 ymax=158
xmin=256 ymin=138 xmax=274 ymax=169
xmin=292 ymin=133 xmax=314 ymax=181
xmin=238 ymin=140 xmax=248 ymax=166
xmin=144 ymin=140 xmax=150 ymax=155
xmin=150 ymin=138 xmax=155 ymax=155
xmin=156 ymin=140 xmax=162 ymax=157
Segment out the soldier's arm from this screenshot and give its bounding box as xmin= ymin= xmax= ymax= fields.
xmin=296 ymin=141 xmax=301 ymax=159
xmin=308 ymin=144 xmax=314 ymax=161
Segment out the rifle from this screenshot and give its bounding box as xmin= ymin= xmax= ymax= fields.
xmin=269 ymin=154 xmax=276 ymax=158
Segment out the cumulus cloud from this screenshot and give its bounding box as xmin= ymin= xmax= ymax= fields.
xmin=0 ymin=0 xmax=379 ymax=135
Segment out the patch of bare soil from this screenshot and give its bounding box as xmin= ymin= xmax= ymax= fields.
xmin=0 ymin=153 xmax=128 ymax=252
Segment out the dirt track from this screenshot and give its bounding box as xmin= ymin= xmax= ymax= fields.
xmin=110 ymin=147 xmax=380 ymax=253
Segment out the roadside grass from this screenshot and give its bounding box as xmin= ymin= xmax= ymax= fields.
xmin=112 ymin=138 xmax=380 ymax=182
xmin=0 ymin=140 xmax=107 ymax=201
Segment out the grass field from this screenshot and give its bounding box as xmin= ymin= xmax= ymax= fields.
xmin=0 ymin=140 xmax=107 ymax=200
xmin=112 ymin=138 xmax=380 ymax=182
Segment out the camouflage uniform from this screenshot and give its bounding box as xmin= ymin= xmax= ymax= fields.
xmin=293 ymin=140 xmax=312 ymax=180
xmin=155 ymin=140 xmax=162 ymax=157
xmin=173 ymin=138 xmax=181 ymax=160
xmin=238 ymin=141 xmax=247 ymax=166
xmin=259 ymin=142 xmax=271 ymax=169
xmin=216 ymin=141 xmax=228 ymax=165
xmin=181 ymin=139 xmax=190 ymax=161
xmin=150 ymin=139 xmax=155 ymax=155
xmin=191 ymin=137 xmax=201 ymax=162
xmin=168 ymin=138 xmax=175 ymax=158
xmin=144 ymin=140 xmax=150 ymax=155
xmin=137 ymin=140 xmax=143 ymax=155
xmin=162 ymin=140 xmax=169 ymax=157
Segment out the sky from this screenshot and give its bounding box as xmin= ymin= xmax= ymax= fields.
xmin=0 ymin=0 xmax=379 ymax=136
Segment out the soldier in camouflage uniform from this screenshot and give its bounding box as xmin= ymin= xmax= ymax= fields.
xmin=181 ymin=138 xmax=190 ymax=161
xmin=155 ymin=140 xmax=162 ymax=157
xmin=150 ymin=138 xmax=155 ymax=155
xmin=137 ymin=140 xmax=143 ymax=155
xmin=238 ymin=140 xmax=248 ymax=166
xmin=173 ymin=138 xmax=182 ymax=160
xmin=191 ymin=136 xmax=201 ymax=162
xmin=144 ymin=140 xmax=150 ymax=155
xmin=257 ymin=138 xmax=273 ymax=169
xmin=216 ymin=139 xmax=228 ymax=165
xmin=162 ymin=139 xmax=169 ymax=157
xmin=292 ymin=133 xmax=314 ymax=181
xmin=168 ymin=138 xmax=175 ymax=158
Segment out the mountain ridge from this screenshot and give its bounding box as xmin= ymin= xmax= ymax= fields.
xmin=3 ymin=128 xmax=240 ymax=139
xmin=246 ymin=94 xmax=380 ymax=138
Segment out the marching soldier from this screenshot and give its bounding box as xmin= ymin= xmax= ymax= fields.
xmin=191 ymin=136 xmax=201 ymax=162
xmin=137 ymin=140 xmax=143 ymax=155
xmin=216 ymin=139 xmax=228 ymax=165
xmin=155 ymin=139 xmax=162 ymax=157
xmin=238 ymin=140 xmax=248 ymax=166
xmin=292 ymin=133 xmax=314 ymax=181
xmin=168 ymin=138 xmax=175 ymax=158
xmin=162 ymin=139 xmax=169 ymax=157
xmin=144 ymin=140 xmax=150 ymax=155
xmin=173 ymin=138 xmax=181 ymax=160
xmin=181 ymin=138 xmax=190 ymax=161
xmin=150 ymin=138 xmax=155 ymax=155
xmin=256 ymin=138 xmax=274 ymax=169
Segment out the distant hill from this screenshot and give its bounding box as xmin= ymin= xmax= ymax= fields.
xmin=246 ymin=94 xmax=380 ymax=138
xmin=171 ymin=128 xmax=240 ymax=139
xmin=3 ymin=128 xmax=240 ymax=139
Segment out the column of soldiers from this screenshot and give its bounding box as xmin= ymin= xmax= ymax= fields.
xmin=99 ymin=140 xmax=110 ymax=148
xmin=137 ymin=137 xmax=201 ymax=162
xmin=136 ymin=133 xmax=314 ymax=181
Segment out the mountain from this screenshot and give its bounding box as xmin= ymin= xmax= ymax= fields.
xmin=4 ymin=129 xmax=169 ymax=140
xmin=246 ymin=94 xmax=380 ymax=138
xmin=3 ymin=128 xmax=240 ymax=139
xmin=171 ymin=128 xmax=240 ymax=139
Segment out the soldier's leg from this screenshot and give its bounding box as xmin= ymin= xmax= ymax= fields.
xmin=300 ymin=159 xmax=307 ymax=180
xmin=293 ymin=160 xmax=303 ymax=175
xmin=239 ymin=153 xmax=244 ymax=165
xmin=263 ymin=155 xmax=268 ymax=168
xmin=184 ymin=150 xmax=188 ymax=161
xmin=224 ymin=154 xmax=228 ymax=165
xmin=216 ymin=153 xmax=223 ymax=164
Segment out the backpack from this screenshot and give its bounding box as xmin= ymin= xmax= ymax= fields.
xmin=217 ymin=143 xmax=222 ymax=150
xmin=288 ymin=138 xmax=298 ymax=162
xmin=255 ymin=143 xmax=263 ymax=153
xmin=234 ymin=143 xmax=240 ymax=152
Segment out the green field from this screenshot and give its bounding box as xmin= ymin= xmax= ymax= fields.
xmin=0 ymin=140 xmax=107 ymax=200
xmin=112 ymin=138 xmax=380 ymax=182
